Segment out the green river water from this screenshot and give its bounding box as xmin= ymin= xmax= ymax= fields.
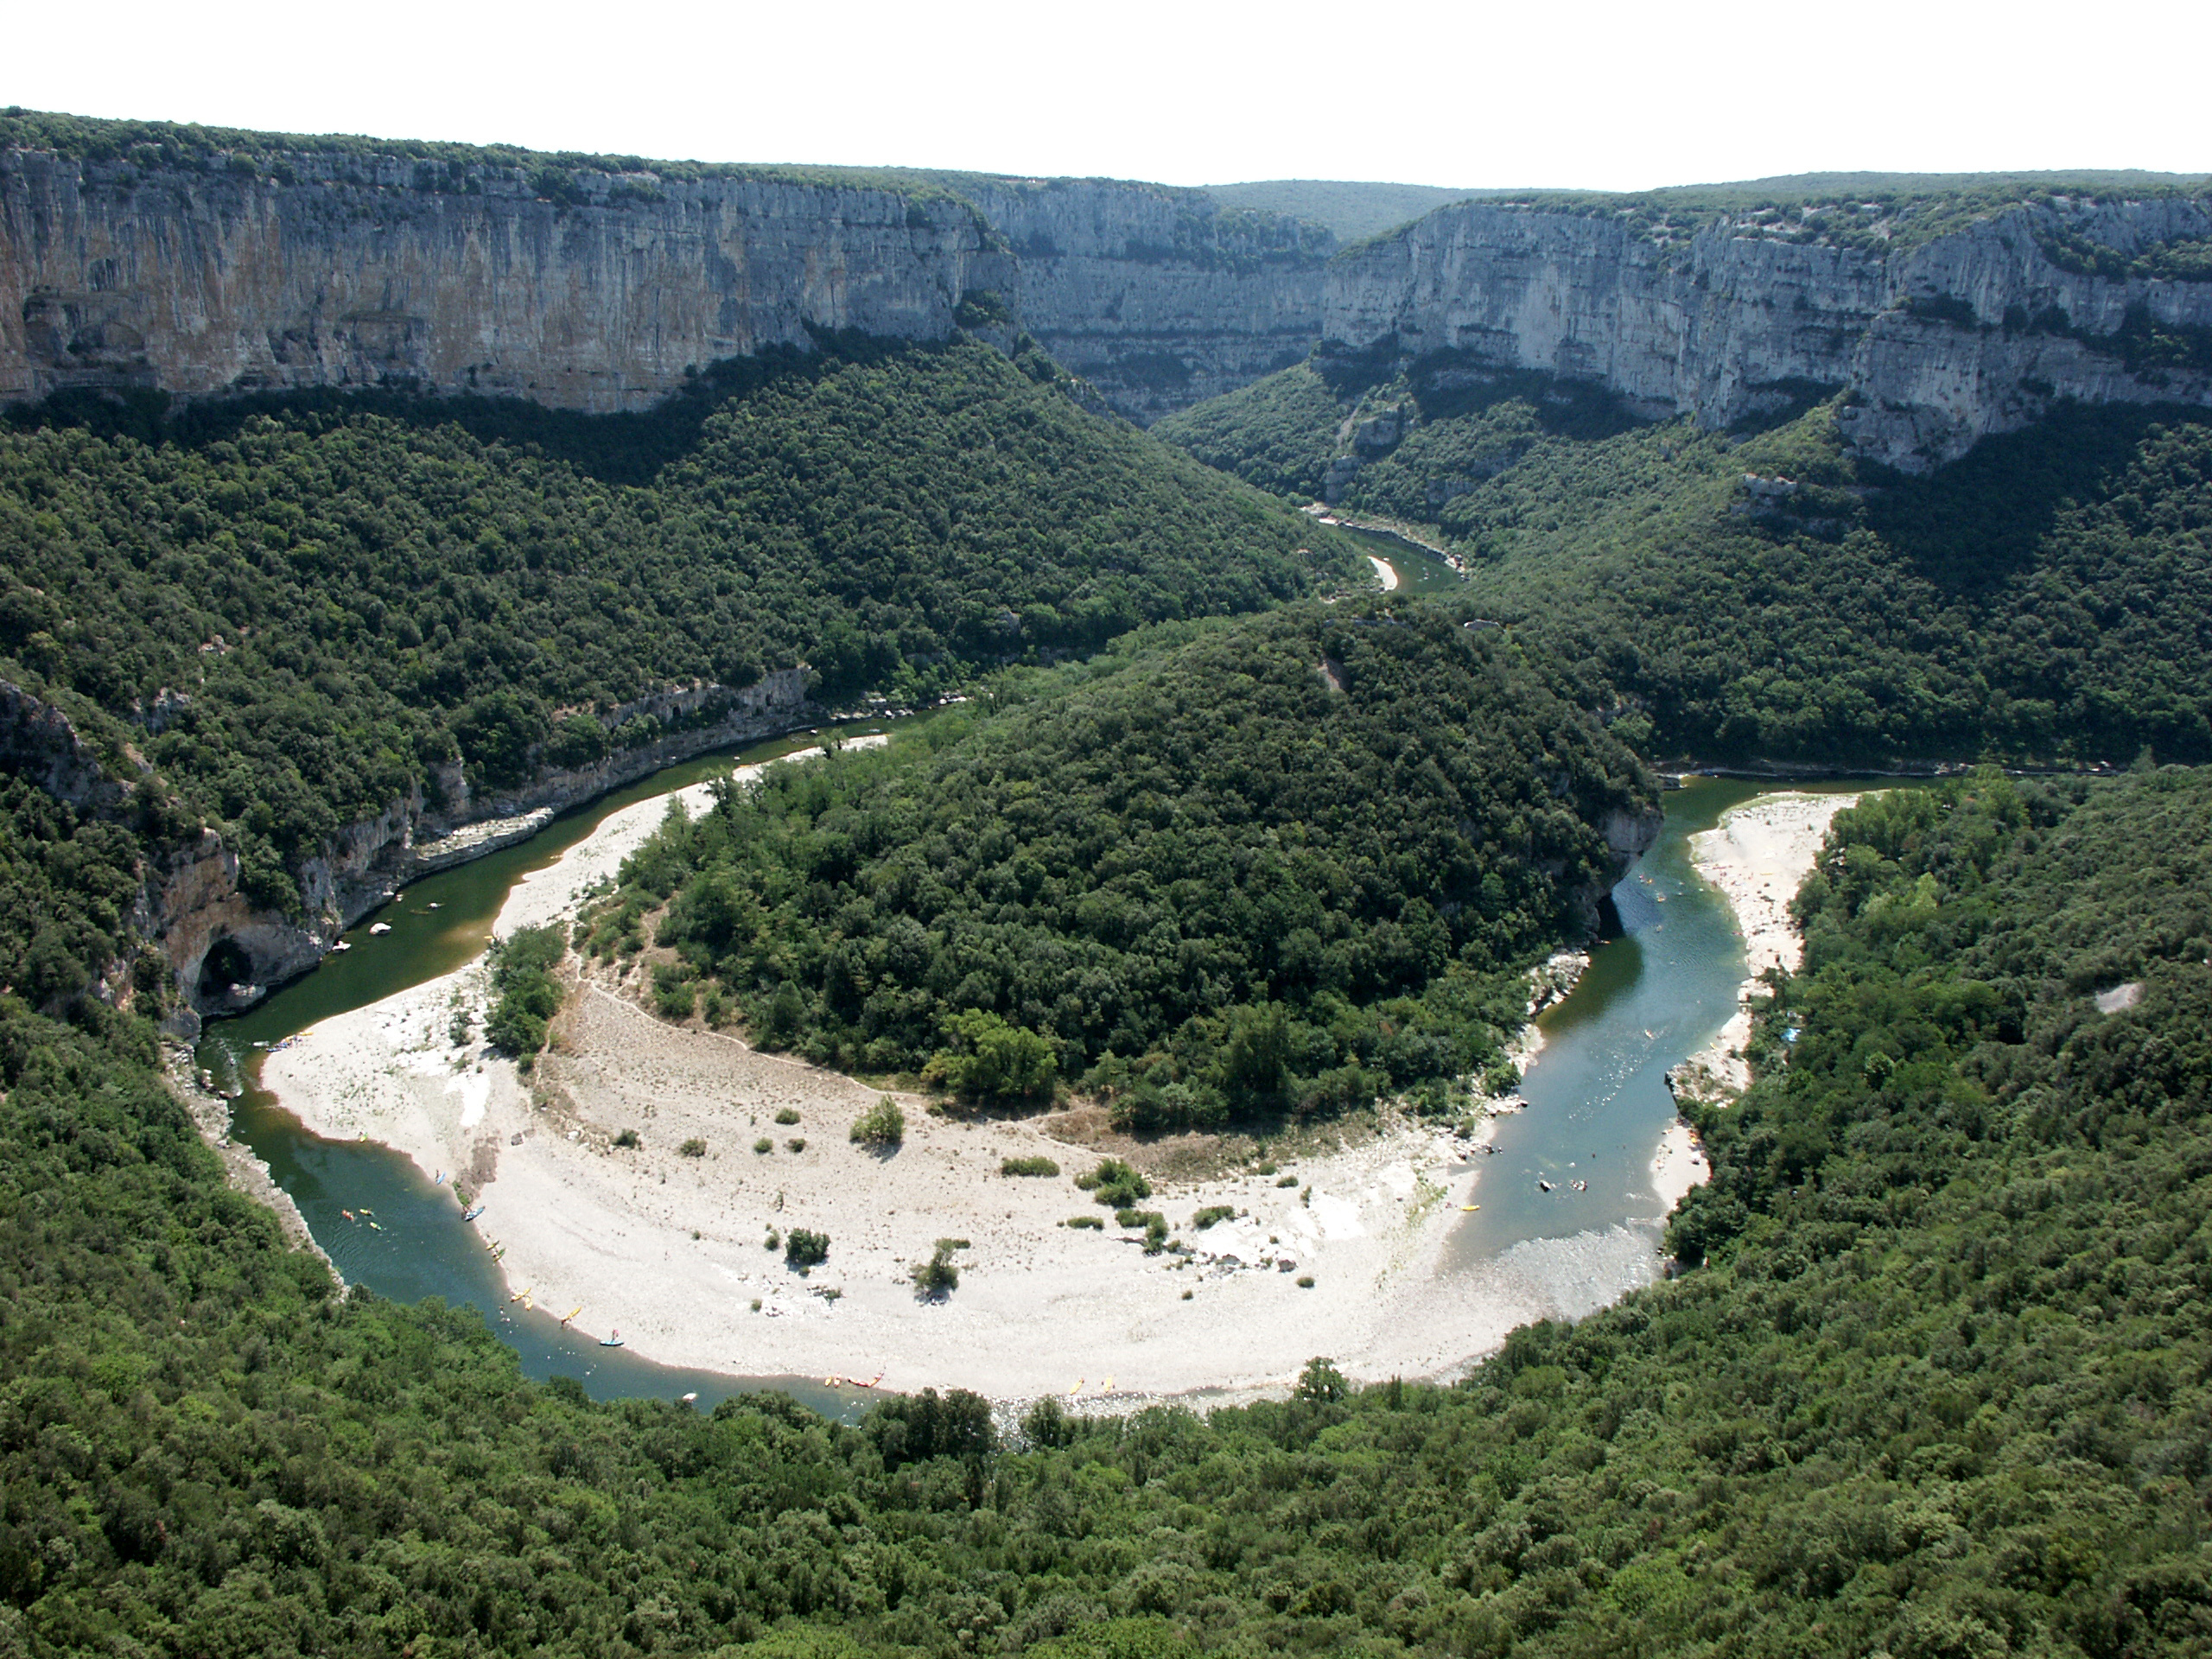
xmin=192 ymin=575 xmax=1889 ymax=1410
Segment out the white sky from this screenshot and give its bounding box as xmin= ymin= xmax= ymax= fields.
xmin=8 ymin=0 xmax=2209 ymax=191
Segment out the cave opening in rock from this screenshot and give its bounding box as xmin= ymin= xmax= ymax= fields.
xmin=197 ymin=938 xmax=255 ymax=1001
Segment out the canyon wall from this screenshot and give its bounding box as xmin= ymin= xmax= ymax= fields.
xmin=957 ymin=176 xmax=1330 ymax=422
xmin=0 ymin=144 xmax=1332 ymax=426
xmin=1319 ymin=196 xmax=2212 ymax=470
xmin=0 ymin=149 xmax=1017 ymax=413
xmin=5 ymin=134 xmax=2210 ymax=467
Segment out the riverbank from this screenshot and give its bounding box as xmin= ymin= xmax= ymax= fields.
xmin=271 ymin=967 xmax=1503 ymax=1403
xmin=1670 ymin=790 xmax=1862 ymax=1104
xmin=258 ymin=737 xmax=1589 ymax=1403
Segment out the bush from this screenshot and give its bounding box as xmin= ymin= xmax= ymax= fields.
xmin=912 ymin=1237 xmax=968 ymax=1297
xmin=1000 ymin=1155 xmax=1060 ymax=1177
xmin=785 ymin=1229 xmax=830 ymax=1268
xmin=678 ymin=1137 xmax=706 ymax=1157
xmin=1065 ymin=1215 xmax=1104 ymax=1230
xmin=753 ymin=1137 xmax=773 ymax=1154
xmin=613 ymin=1128 xmax=640 ymax=1148
xmin=1274 ymin=1173 xmax=1300 ymax=1187
xmin=1078 ymin=1157 xmax=1151 ymax=1209
xmin=1192 ymin=1205 xmax=1235 ymax=1230
xmin=785 ymin=1137 xmax=806 ymax=1153
xmin=774 ymin=1107 xmax=801 ymax=1125
xmin=850 ymin=1095 xmax=906 ymax=1147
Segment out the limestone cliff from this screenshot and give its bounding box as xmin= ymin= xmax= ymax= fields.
xmin=956 ymin=176 xmax=1332 ymax=422
xmin=1319 ymin=195 xmax=2212 ymax=471
xmin=7 ymin=127 xmax=2210 ymax=468
xmin=0 ymin=148 xmax=1014 ymax=412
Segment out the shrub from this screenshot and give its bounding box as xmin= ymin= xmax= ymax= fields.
xmin=1274 ymin=1173 xmax=1300 ymax=1187
xmin=485 ymin=924 xmax=566 ymax=1057
xmin=774 ymin=1108 xmax=801 ymax=1125
xmin=1192 ymin=1205 xmax=1235 ymax=1230
xmin=1079 ymin=1157 xmax=1152 ymax=1209
xmin=912 ymin=1237 xmax=968 ymax=1297
xmin=850 ymin=1095 xmax=906 ymax=1148
xmin=1296 ymin=1275 xmax=1316 ymax=1288
xmin=764 ymin=1229 xmax=780 ymax=1251
xmin=753 ymin=1137 xmax=773 ymax=1154
xmin=785 ymin=1137 xmax=806 ymax=1153
xmin=785 ymin=1229 xmax=830 ymax=1268
xmin=613 ymin=1128 xmax=641 ymax=1148
xmin=1000 ymin=1155 xmax=1060 ymax=1177
xmin=678 ymin=1137 xmax=706 ymax=1157
xmin=1065 ymin=1215 xmax=1104 ymax=1230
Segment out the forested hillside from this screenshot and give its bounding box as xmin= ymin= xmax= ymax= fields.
xmin=7 ymin=749 xmax=2210 ymax=1656
xmin=0 ymin=336 xmax=1351 ymax=911
xmin=588 ymin=604 xmax=1653 ymax=1125
xmin=1158 ymin=357 xmax=2212 ymax=764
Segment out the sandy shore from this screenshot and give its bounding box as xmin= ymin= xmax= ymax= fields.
xmin=272 ymin=960 xmax=1512 ymax=1400
xmin=1366 ymin=554 xmax=1401 ymax=592
xmin=260 ymin=760 xmax=1834 ymax=1405
xmin=260 ymin=748 xmax=1671 ymax=1403
xmin=1672 ymin=790 xmax=1862 ymax=1103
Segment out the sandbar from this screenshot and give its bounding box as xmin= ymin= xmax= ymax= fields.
xmin=1671 ymin=790 xmax=1862 ymax=1103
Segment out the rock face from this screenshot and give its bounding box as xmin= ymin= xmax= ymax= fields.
xmin=1320 ymin=196 xmax=2212 ymax=471
xmin=0 ymin=149 xmax=1016 ymax=412
xmin=5 ymin=136 xmax=2209 ymax=464
xmin=0 ymin=146 xmax=1333 ymax=426
xmin=957 ymin=177 xmax=1332 ymax=422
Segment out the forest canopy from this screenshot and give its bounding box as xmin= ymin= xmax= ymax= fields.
xmin=4 ymin=760 xmax=2211 ymax=1656
xmin=1159 ymin=353 xmax=2212 ymax=766
xmin=584 ymin=603 xmax=1654 ymax=1127
xmin=0 ymin=335 xmax=1352 ymax=911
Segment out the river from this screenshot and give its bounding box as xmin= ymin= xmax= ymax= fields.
xmin=196 ymin=716 xmax=929 ymax=1420
xmin=194 ymin=683 xmax=1875 ymax=1414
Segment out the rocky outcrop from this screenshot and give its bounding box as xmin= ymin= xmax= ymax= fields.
xmin=35 ymin=664 xmax=822 ymax=1035
xmin=1320 ymin=196 xmax=2212 ymax=471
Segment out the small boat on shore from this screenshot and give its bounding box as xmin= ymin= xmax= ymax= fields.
xmin=462 ymin=1204 xmax=484 ymax=1222
xmin=601 ymin=1331 xmax=625 ymax=1348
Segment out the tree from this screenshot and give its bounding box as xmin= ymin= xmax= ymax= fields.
xmin=924 ymin=1010 xmax=1058 ymax=1104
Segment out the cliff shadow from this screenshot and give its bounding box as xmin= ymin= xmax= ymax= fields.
xmin=2 ymin=329 xmax=944 ymax=488
xmin=1862 ymin=400 xmax=2211 ymax=596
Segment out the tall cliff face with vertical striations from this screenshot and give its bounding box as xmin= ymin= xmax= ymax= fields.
xmin=954 ymin=176 xmax=1332 ymax=423
xmin=4 ymin=117 xmax=2211 ymax=470
xmin=1319 ymin=195 xmax=2212 ymax=471
xmin=0 ymin=147 xmax=1019 ymax=412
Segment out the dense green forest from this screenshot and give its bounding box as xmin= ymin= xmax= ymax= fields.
xmin=6 ymin=752 xmax=2211 ymax=1656
xmin=1158 ymin=356 xmax=2212 ymax=764
xmin=0 ymin=335 xmax=1351 ymax=912
xmin=586 ymin=604 xmax=1651 ymax=1126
